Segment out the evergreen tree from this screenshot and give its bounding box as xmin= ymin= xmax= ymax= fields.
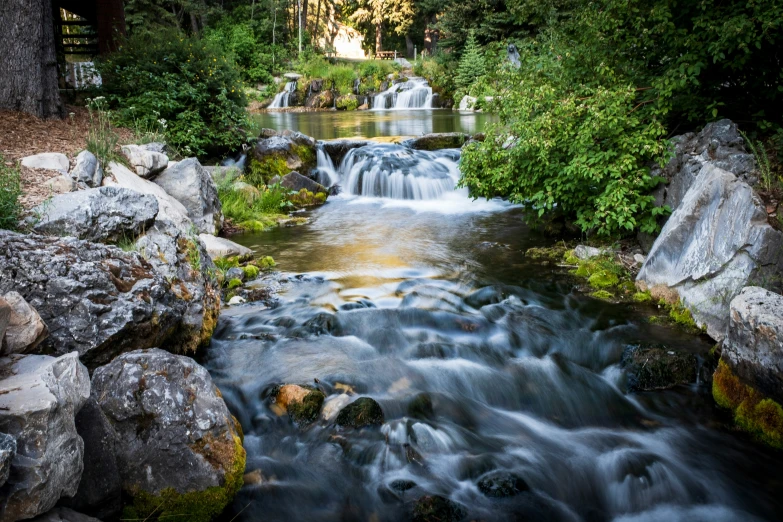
xmin=455 ymin=31 xmax=485 ymax=90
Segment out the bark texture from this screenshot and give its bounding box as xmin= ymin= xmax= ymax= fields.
xmin=0 ymin=0 xmax=65 ymax=119
xmin=96 ymin=0 xmax=126 ymax=54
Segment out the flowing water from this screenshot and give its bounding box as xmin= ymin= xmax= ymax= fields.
xmin=269 ymin=81 xmax=298 ymax=109
xmin=373 ymin=78 xmax=434 ymax=110
xmin=206 ymin=121 xmax=783 ymax=522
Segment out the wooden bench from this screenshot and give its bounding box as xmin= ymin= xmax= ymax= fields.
xmin=376 ymin=51 xmax=398 ymax=60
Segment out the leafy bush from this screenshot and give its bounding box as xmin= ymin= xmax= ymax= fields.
xmin=98 ymin=29 xmax=251 ymax=158
xmin=327 ymin=66 xmax=358 ymax=96
xmin=357 ymin=60 xmax=399 ymax=92
xmin=0 ymin=156 xmax=22 ymax=231
xmin=459 ymin=35 xmax=669 ymax=236
xmin=217 ymin=176 xmax=290 ymax=232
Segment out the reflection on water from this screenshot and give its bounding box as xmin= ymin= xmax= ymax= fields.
xmin=206 ymin=199 xmax=783 ymax=522
xmin=250 ymin=109 xmax=496 ymax=140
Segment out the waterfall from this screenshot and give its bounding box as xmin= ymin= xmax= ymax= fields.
xmin=317 ymin=142 xmax=460 ymax=200
xmin=269 ymin=81 xmax=297 ymax=109
xmin=372 ymin=78 xmax=433 ymax=110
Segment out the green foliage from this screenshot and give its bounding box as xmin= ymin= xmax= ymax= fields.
xmin=741 ymin=131 xmax=777 ymax=193
xmin=357 ymin=60 xmax=399 ymax=93
xmin=246 ymin=157 xmax=288 ymax=186
xmin=205 ymin=22 xmax=275 ymax=84
xmin=455 ymin=32 xmax=486 ymax=91
xmin=98 ymin=29 xmax=250 ymax=158
xmin=259 ymin=256 xmax=276 ymax=269
xmin=85 ymin=97 xmax=121 ymax=165
xmin=0 ymin=156 xmax=22 ymax=231
xmin=242 ymin=264 xmax=260 ymax=280
xmin=336 ymin=96 xmax=360 ymax=111
xmin=632 ymin=291 xmax=652 ymax=303
xmin=227 ymin=278 xmax=243 ymax=290
xmin=214 ymin=256 xmax=240 ymax=272
xmin=288 ymin=189 xmax=328 ymax=206
xmin=668 ymin=300 xmax=697 ymax=329
xmin=459 ymin=32 xmax=670 ymax=236
xmin=217 ymin=175 xmax=290 ymax=233
xmin=327 ymin=66 xmax=359 ymax=96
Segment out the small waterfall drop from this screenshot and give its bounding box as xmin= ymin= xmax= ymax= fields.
xmin=372 ymin=77 xmax=433 ymax=110
xmin=269 ymin=81 xmax=297 ymax=109
xmin=317 ymin=143 xmax=460 ymax=200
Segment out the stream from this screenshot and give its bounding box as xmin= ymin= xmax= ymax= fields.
xmin=205 ymin=114 xmax=783 ymax=522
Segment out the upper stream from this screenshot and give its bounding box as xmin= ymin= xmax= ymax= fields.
xmin=205 ymin=117 xmax=783 ymax=522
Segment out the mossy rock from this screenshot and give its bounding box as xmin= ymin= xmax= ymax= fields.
xmin=335 ymin=397 xmax=385 ymax=428
xmin=590 ymin=289 xmax=614 ymax=300
xmin=274 ymin=384 xmax=326 ymax=426
xmin=713 ymin=359 xmax=783 ymax=449
xmin=524 ymin=245 xmax=568 ymax=264
xmin=123 ymin=432 xmax=246 ymax=522
xmin=621 ymin=344 xmax=698 ymax=391
xmin=242 ymin=264 xmax=260 ymax=280
xmin=477 ymin=471 xmax=529 ymax=498
xmin=408 ymin=133 xmax=470 ymax=151
xmin=412 ymin=495 xmax=466 ymax=522
xmin=407 ymin=393 xmax=434 ymax=420
xmin=335 ymin=95 xmax=360 ymax=111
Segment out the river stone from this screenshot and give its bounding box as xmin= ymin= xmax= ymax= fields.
xmin=637 ymin=164 xmax=783 ymax=341
xmin=335 ymin=397 xmax=385 ymax=428
xmin=59 ymin=397 xmax=122 ymax=520
xmin=573 ymin=245 xmax=604 ymax=260
xmin=0 ymin=230 xmax=196 ymax=368
xmin=0 ymin=353 xmax=90 ymax=521
xmin=135 ymin=226 xmax=220 ymax=355
xmin=198 ymin=233 xmax=252 ymax=260
xmin=154 ymin=158 xmax=224 ymax=235
xmin=408 ymin=133 xmax=469 ymax=151
xmin=722 ymin=287 xmax=783 ymax=403
xmin=477 ymin=471 xmax=529 ymax=498
xmin=104 ymin=162 xmax=193 ymax=235
xmin=412 ymin=495 xmax=466 ymax=522
xmin=279 ymin=171 xmax=328 ymax=195
xmin=21 ymin=153 xmax=69 ymax=173
xmin=250 ymin=134 xmax=317 ymax=180
xmin=1 ymin=291 xmax=48 ymax=355
xmin=91 ymin=349 xmax=245 ymax=521
xmin=320 ymin=139 xmax=372 ymax=166
xmin=45 ymin=175 xmax=77 ymax=194
xmin=70 ymin=150 xmax=102 ymax=187
xmin=32 ymin=186 xmax=158 ymax=243
xmin=120 ymin=144 xmax=168 ymax=178
xmin=0 ymin=432 xmax=15 ymax=488
xmin=27 ymin=507 xmax=102 ymax=522
xmin=273 ymin=384 xmax=325 ymax=425
xmin=621 ymin=344 xmax=698 ymax=391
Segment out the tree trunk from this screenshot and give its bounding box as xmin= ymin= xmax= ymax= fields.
xmin=375 ymin=20 xmax=382 ymax=54
xmin=0 ymin=0 xmax=64 ymax=119
xmin=301 ymin=0 xmax=308 ymax=38
xmin=96 ymin=0 xmax=126 ymax=55
xmin=190 ymin=12 xmax=199 ymax=34
xmin=313 ymin=0 xmax=321 ymax=44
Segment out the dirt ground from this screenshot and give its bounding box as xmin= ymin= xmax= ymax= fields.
xmin=0 ymin=107 xmax=133 ymax=209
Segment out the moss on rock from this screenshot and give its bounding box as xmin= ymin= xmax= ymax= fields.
xmin=621 ymin=344 xmax=698 ymax=391
xmin=247 ymin=156 xmax=289 ymax=186
xmin=335 ymin=397 xmax=385 ymax=428
xmin=713 ymin=359 xmax=783 ymax=449
xmin=524 ymin=245 xmax=568 ymax=264
xmin=123 ymin=432 xmax=246 ymax=522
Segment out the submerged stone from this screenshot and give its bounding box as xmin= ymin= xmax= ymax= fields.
xmin=335 ymin=397 xmax=385 ymax=428
xmin=274 ymin=384 xmax=326 ymax=425
xmin=412 ymin=495 xmax=466 ymax=522
xmin=477 ymin=471 xmax=530 ymax=498
xmin=621 ymin=344 xmax=698 ymax=391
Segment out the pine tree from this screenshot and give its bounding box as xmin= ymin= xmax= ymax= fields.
xmin=455 ymin=31 xmax=486 ymax=90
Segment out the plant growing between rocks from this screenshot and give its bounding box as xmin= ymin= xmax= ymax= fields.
xmin=0 ymin=155 xmax=22 ymax=231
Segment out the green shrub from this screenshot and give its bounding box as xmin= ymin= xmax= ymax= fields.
xmin=98 ymin=28 xmax=251 ymax=158
xmin=455 ymin=31 xmax=486 ymax=91
xmin=0 ymin=156 xmax=22 ymax=231
xmin=259 ymin=256 xmax=276 ymax=269
xmin=336 ymin=96 xmax=359 ymax=111
xmin=327 ymin=66 xmax=358 ymax=96
xmin=217 ymin=177 xmax=290 ymax=232
xmin=85 ymin=97 xmax=122 ymax=165
xmin=226 ymin=278 xmax=243 ymax=290
xmin=242 ymin=264 xmax=260 ymax=279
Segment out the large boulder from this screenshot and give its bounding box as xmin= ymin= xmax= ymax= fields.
xmin=92 ymin=349 xmax=245 ymax=522
xmin=277 ymin=171 xmax=328 ymax=195
xmin=70 ymin=151 xmax=102 ymax=188
xmin=31 ymin=186 xmax=158 ymax=243
xmin=154 ymin=158 xmax=224 ymax=235
xmin=103 ymin=162 xmax=192 ymax=235
xmin=722 ymin=287 xmax=783 ymax=403
xmin=0 ymin=353 xmax=90 ymax=521
xmin=0 ymin=433 xmax=15 ymax=489
xmin=1 ymin=292 xmax=48 ymax=355
xmin=21 ymin=153 xmax=69 ymax=173
xmin=637 ymin=164 xmax=783 ymax=341
xmin=120 ymin=144 xmax=168 ymax=178
xmin=408 ymin=133 xmax=469 ymax=151
xmin=319 ymin=139 xmax=371 ymax=167
xmin=198 ymin=233 xmax=252 ymax=260
xmin=248 ymin=134 xmax=317 ymax=183
xmin=0 ymin=297 xmax=11 ymax=350
xmin=0 ymin=230 xmax=199 ymax=368
xmin=59 ymin=398 xmax=122 ymax=520
xmin=306 ymin=90 xmax=334 ymax=109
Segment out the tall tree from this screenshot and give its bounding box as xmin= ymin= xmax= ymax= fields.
xmin=350 ymin=0 xmax=414 ymax=54
xmin=0 ymin=0 xmax=64 ymax=119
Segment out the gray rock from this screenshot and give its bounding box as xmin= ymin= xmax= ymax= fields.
xmin=458 ymin=95 xmax=477 ymax=111
xmin=0 ymin=230 xmax=198 ymax=369
xmin=0 ymin=432 xmax=15 ymax=489
xmin=319 ymin=140 xmax=371 ymax=166
xmin=92 ymin=349 xmax=245 ymax=508
xmin=120 ymin=145 xmax=168 ymax=178
xmin=0 ymin=297 xmax=10 ymax=351
xmin=573 ymin=245 xmax=604 ymax=260
xmin=104 ymin=162 xmax=192 ymax=235
xmin=250 ymin=135 xmax=317 ymax=180
xmin=204 ymin=165 xmax=242 ymax=184
xmin=279 ymin=171 xmax=328 ymax=195
xmin=70 ymin=151 xmax=102 ymax=187
xmin=32 ymin=186 xmax=158 ymax=243
xmin=21 ymin=153 xmax=69 ymax=173
xmin=227 ymin=295 xmax=246 ymax=306
xmin=198 ymin=233 xmax=253 ymax=260
xmin=637 ymin=164 xmax=783 ymax=341
xmin=633 ymin=253 xmax=646 ymax=266
xmin=722 ymin=287 xmax=783 ymax=403
xmin=60 ymin=398 xmax=122 ymax=520
xmin=140 ymin=142 xmax=166 ymax=154
xmin=45 ymin=175 xmax=77 ymax=194
xmin=283 ymin=72 xmax=302 ymax=80
xmin=1 ymin=291 xmax=48 ymax=355
xmin=0 ymin=353 xmax=90 ymax=521
xmin=154 ymin=158 xmax=224 ymax=235
xmin=408 ymin=133 xmax=470 ymax=151
xmin=28 ymin=507 xmax=102 ymax=522
xmin=226 ymin=267 xmax=245 ymax=282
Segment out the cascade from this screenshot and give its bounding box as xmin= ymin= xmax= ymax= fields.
xmin=372 ymin=77 xmax=433 ymax=110
xmin=268 ymin=81 xmax=297 ymax=109
xmin=317 ymin=142 xmax=460 ymax=200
